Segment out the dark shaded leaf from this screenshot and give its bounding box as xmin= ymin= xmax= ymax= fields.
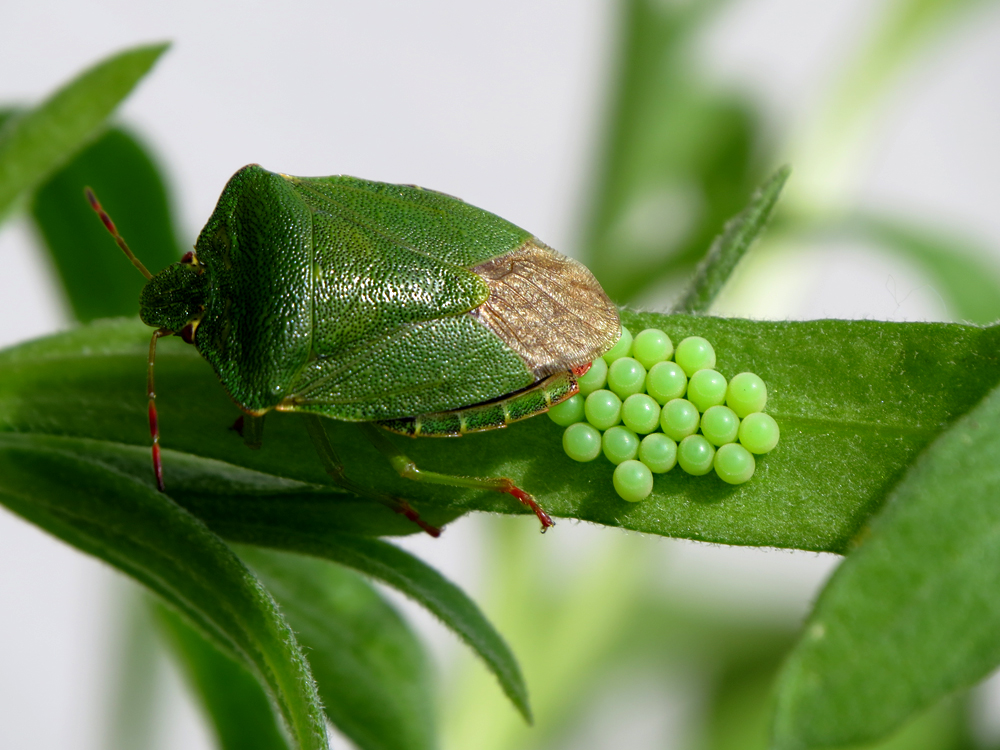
xmin=0 ymin=43 xmax=168 ymax=219
xmin=239 ymin=548 xmax=437 ymax=750
xmin=31 ymin=127 xmax=182 ymax=322
xmin=772 ymin=379 xmax=1000 ymax=749
xmin=0 ymin=433 xmax=328 ymax=750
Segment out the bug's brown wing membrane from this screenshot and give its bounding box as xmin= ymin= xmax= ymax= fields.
xmin=469 ymin=240 xmax=621 ymax=378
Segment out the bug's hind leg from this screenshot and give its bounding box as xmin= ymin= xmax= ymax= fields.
xmin=303 ymin=414 xmax=441 ymax=537
xmin=358 ymin=422 xmax=555 ymax=532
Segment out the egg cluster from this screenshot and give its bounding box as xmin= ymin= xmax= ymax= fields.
xmin=549 ymin=327 xmax=780 ymax=503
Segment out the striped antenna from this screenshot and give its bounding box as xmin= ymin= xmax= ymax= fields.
xmin=85 ymin=187 xmax=154 ymax=281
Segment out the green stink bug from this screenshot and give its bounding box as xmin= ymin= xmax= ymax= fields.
xmin=88 ymin=164 xmax=620 ymax=534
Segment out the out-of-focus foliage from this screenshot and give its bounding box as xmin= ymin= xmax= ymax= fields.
xmin=0 ymin=43 xmax=167 ymax=220
xmin=580 ymin=0 xmax=762 ymax=304
xmin=31 ymin=127 xmax=182 ymax=322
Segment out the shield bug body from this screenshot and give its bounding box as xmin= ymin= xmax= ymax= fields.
xmin=88 ymin=164 xmax=620 ymax=533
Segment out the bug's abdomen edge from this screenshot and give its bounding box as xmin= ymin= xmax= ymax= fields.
xmin=378 ymin=370 xmax=579 ymax=437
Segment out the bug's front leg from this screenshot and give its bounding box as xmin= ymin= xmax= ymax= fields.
xmin=358 ymin=423 xmax=554 ymax=532
xmin=302 ymin=415 xmax=441 ymax=537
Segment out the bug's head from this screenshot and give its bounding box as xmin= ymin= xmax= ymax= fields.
xmin=84 ymin=187 xmax=208 ymax=334
xmin=139 ymin=254 xmax=208 ymax=333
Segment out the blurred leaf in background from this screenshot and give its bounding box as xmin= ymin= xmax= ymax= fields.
xmin=31 ymin=127 xmax=182 ymax=322
xmin=0 ymin=42 xmax=167 ymax=221
xmin=580 ymin=0 xmax=765 ymax=305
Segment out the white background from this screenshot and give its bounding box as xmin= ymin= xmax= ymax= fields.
xmin=1 ymin=1 xmax=999 ymax=748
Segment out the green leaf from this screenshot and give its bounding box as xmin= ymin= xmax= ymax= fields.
xmin=30 ymin=126 xmax=182 ymax=322
xmin=0 ymin=433 xmax=329 ymax=750
xmin=155 ymin=603 xmax=290 ymax=750
xmin=232 ymin=534 xmax=531 ymax=725
xmin=238 ymin=548 xmax=437 ymax=750
xmin=2 ymin=314 xmax=1000 ymax=553
xmin=772 ymin=378 xmax=1000 ymax=749
xmin=694 ymin=628 xmax=974 ymax=750
xmin=0 ymin=43 xmax=168 ymax=221
xmin=673 ymin=165 xmax=790 ymax=314
xmin=700 ymin=642 xmax=794 ymax=750
xmin=580 ymin=0 xmax=764 ymax=302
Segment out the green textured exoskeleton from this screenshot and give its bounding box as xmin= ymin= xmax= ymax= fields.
xmin=89 ymin=164 xmax=620 ymax=534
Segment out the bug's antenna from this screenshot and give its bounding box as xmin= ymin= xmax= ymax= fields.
xmin=85 ymin=187 xmax=154 ymax=281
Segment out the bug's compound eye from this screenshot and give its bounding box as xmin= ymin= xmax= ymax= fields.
xmin=179 ymin=321 xmax=199 ymax=344
xmin=180 ymin=251 xmax=205 ymax=273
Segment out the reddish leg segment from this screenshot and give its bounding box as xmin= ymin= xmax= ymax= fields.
xmin=88 ymin=186 xmax=172 ymax=491
xmin=147 ymin=329 xmax=171 ymax=491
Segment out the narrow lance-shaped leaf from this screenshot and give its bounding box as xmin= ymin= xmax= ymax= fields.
xmin=673 ymin=165 xmax=789 ymax=314
xmin=31 ymin=126 xmax=183 ymax=322
xmin=772 ymin=378 xmax=1000 ymax=749
xmin=0 ymin=42 xmax=168 ymax=219
xmin=2 ymin=315 xmax=1000 ymax=553
xmin=0 ymin=434 xmax=329 ymax=750
xmin=239 ymin=547 xmax=437 ymax=750
xmin=232 ymin=533 xmax=532 ymax=725
xmin=155 ymin=602 xmax=290 ymax=750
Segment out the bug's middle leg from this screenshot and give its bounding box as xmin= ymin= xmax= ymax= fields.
xmin=302 ymin=414 xmax=441 ymax=537
xmin=358 ymin=422 xmax=554 ymax=532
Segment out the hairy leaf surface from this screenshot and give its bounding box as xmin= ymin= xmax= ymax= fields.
xmin=2 ymin=313 xmax=997 ymax=553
